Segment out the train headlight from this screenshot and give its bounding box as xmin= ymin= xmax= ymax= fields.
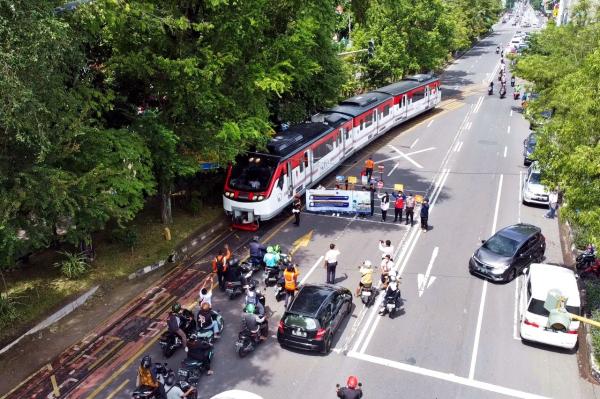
xmin=258 ymin=195 xmax=264 ymax=201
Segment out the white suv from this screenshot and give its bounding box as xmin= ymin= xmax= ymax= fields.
xmin=519 ymin=263 xmax=580 ymax=350
xmin=522 ymin=162 xmax=549 ymax=206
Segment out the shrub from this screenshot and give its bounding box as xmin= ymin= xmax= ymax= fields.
xmin=112 ymin=227 xmax=139 ymax=249
xmin=54 ymin=251 xmax=89 ymax=279
xmin=0 ymin=292 xmax=19 ymax=324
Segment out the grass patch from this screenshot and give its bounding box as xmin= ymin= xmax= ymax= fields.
xmin=0 ymin=204 xmax=222 ymax=345
xmin=584 ymin=280 xmax=600 ymax=365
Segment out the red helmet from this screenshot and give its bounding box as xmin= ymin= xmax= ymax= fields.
xmin=347 ymin=375 xmax=358 ymax=389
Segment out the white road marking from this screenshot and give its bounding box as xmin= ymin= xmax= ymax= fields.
xmin=504 ymin=146 xmax=508 ymax=158
xmin=378 ymin=146 xmax=436 ymax=164
xmin=514 ymin=275 xmax=521 ymax=340
xmin=417 ymin=247 xmax=439 ymax=297
xmin=387 ymin=163 xmax=399 ymax=177
xmin=473 ymin=96 xmax=484 ymax=113
xmin=427 ymin=119 xmax=434 ymax=128
xmin=510 ymin=110 xmax=513 ymax=117
xmin=347 ymin=351 xmax=551 ymax=399
xmin=410 ymin=138 xmax=420 ymax=148
xmin=507 ymin=125 xmax=511 ymax=133
xmin=518 ymin=171 xmax=522 ymax=223
xmin=299 ymin=256 xmax=324 ymax=285
xmin=386 ymin=144 xmax=424 ymax=169
xmin=453 ymin=141 xmax=463 ymax=153
xmin=466 ymin=122 xmax=472 ymax=131
xmin=468 ymin=174 xmax=503 ymax=380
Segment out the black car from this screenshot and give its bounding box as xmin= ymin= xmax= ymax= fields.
xmin=277 ymin=284 xmax=352 ymax=354
xmin=469 ymin=223 xmax=545 ymax=283
xmin=523 ymin=132 xmax=537 ymax=165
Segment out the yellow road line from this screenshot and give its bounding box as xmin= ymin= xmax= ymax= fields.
xmin=87 ymin=340 xmax=125 ymax=371
xmin=48 ymin=364 xmax=60 ymax=398
xmin=105 ymin=379 xmax=129 ymax=399
xmin=0 ymin=363 xmax=44 ymax=399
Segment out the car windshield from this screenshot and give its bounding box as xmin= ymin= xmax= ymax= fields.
xmin=528 ymin=298 xmax=580 ymax=316
xmin=228 ymin=154 xmax=279 ymax=192
xmin=529 ymin=172 xmax=542 ymax=184
xmin=483 ymin=234 xmax=519 ymax=257
xmin=284 ymin=314 xmax=318 ymax=330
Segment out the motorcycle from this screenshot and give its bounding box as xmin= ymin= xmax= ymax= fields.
xmin=274 ymin=277 xmax=286 ymax=302
xmin=499 ymin=87 xmax=506 ymax=99
xmin=578 ymin=259 xmax=600 ymax=280
xmin=378 ymin=284 xmax=402 ymax=317
xmin=576 ymin=248 xmax=596 ymax=270
xmin=263 ymin=265 xmax=281 ymax=286
xmin=359 ymin=285 xmax=376 ymax=306
xmin=225 ymin=262 xmax=256 ymax=300
xmin=235 ymin=320 xmax=268 ymax=358
xmin=177 ymin=352 xmax=213 ymax=385
xmin=159 ymin=309 xmax=195 ymax=358
xmin=488 ymin=86 xmax=494 ymax=95
xmin=131 ymin=363 xmax=170 ymax=399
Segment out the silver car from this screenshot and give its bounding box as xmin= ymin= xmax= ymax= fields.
xmin=522 ymin=163 xmax=549 ymax=206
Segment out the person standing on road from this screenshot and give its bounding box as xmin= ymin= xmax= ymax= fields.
xmin=392 ymin=190 xmax=405 ymax=223
xmin=324 ymin=243 xmax=341 ymax=284
xmin=405 ymin=193 xmax=415 ymax=226
xmin=198 ymin=276 xmax=214 ymax=307
xmin=420 ymin=198 xmax=430 ymax=232
xmin=379 ymin=239 xmax=394 ymax=260
xmin=292 ymin=194 xmax=302 ymax=226
xmin=212 ymin=249 xmax=228 ymax=291
xmin=283 ymin=263 xmax=299 ymax=308
xmin=368 ymin=183 xmax=376 ymax=216
xmin=380 ymin=255 xmax=393 ymax=288
xmin=364 ymin=157 xmax=375 ymax=182
xmin=378 ymin=191 xmax=390 ymax=221
xmin=545 ymin=189 xmax=559 ymax=219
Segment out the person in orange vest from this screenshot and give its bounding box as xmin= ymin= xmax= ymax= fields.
xmin=212 ymin=249 xmax=228 ymax=291
xmin=283 ymin=263 xmax=300 ymax=309
xmin=364 ymin=157 xmax=375 ymax=182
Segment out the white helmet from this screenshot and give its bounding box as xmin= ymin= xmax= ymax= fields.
xmin=388 ymin=270 xmax=398 ymax=281
xmin=363 ymin=260 xmax=372 ymax=268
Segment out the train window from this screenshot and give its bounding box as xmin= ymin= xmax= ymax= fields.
xmin=344 ymin=127 xmax=350 ymax=141
xmin=364 ymin=114 xmax=373 ymax=128
xmin=412 ymin=89 xmax=425 ymax=101
xmin=337 ymin=132 xmax=342 ymax=146
xmin=383 ymin=105 xmax=390 ymax=118
xmin=313 ymin=137 xmax=335 ymax=162
xmin=360 ymin=120 xmax=364 ymax=131
xmin=304 ymin=152 xmax=309 ymax=167
xmin=277 ymin=176 xmax=284 ymax=190
xmin=299 ymin=159 xmax=304 ymax=173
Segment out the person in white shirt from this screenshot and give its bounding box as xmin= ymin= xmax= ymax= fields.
xmin=378 ymin=240 xmax=394 ymax=260
xmin=198 ymin=276 xmax=213 ymax=307
xmin=378 ymin=192 xmax=390 ymax=221
xmin=324 ymin=243 xmax=341 ymax=284
xmin=164 ymin=374 xmax=193 ymax=399
xmin=380 ymin=255 xmax=393 ymax=288
xmin=545 ymin=189 xmax=559 ymax=219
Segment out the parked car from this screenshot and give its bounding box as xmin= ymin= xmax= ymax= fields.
xmin=277 ymin=284 xmax=352 ymax=354
xmin=523 ymin=132 xmax=537 ymax=165
xmin=210 ymin=391 xmax=263 ymax=399
xmin=469 ymin=223 xmax=546 ymax=283
xmin=522 ymin=162 xmax=549 ymax=206
xmin=519 ymin=263 xmax=580 ymax=349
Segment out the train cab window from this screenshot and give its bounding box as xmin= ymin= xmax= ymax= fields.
xmin=277 ymin=175 xmax=285 ymax=190
xmin=383 ymin=105 xmax=390 ymax=118
xmin=303 ymin=152 xmax=309 ymax=167
xmin=412 ymin=89 xmax=425 ymax=101
xmin=228 ymin=155 xmax=278 ymax=192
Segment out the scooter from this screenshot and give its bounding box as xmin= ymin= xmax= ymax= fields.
xmin=576 ymin=247 xmax=596 ymax=270
xmin=499 ymin=87 xmax=506 ymax=99
xmin=263 ymin=265 xmax=281 ymax=286
xmin=578 ymin=259 xmax=600 ymax=280
xmin=131 ymin=363 xmax=170 ymax=399
xmin=158 ymin=309 xmax=195 ymax=358
xmin=378 ymin=283 xmax=402 ymax=318
xmin=274 ymin=277 xmax=286 ymax=302
xmin=488 ymin=86 xmax=494 ymax=95
xmin=359 ymin=285 xmax=376 ymax=306
xmin=225 ymin=262 xmax=256 ymax=300
xmin=235 ymin=320 xmax=268 ymax=358
xmin=178 ymin=345 xmax=214 ymax=385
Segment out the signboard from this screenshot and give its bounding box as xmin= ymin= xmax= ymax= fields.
xmin=394 ymin=184 xmax=404 ymax=192
xmin=348 ymin=176 xmax=357 ymax=184
xmin=415 ymin=194 xmax=424 ymax=203
xmin=306 ymin=189 xmax=371 ymax=214
xmin=377 ymin=165 xmax=385 ymax=172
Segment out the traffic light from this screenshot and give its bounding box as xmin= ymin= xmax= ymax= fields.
xmin=544 ymin=289 xmax=571 ymax=331
xmin=368 ymin=39 xmax=375 ymax=58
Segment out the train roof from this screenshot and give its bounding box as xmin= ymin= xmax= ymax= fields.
xmin=375 ymin=74 xmax=438 ymax=96
xmin=266 ymin=122 xmax=333 ymax=157
xmin=327 ymin=91 xmax=391 ymax=117
xmin=310 ymin=111 xmax=352 ymax=128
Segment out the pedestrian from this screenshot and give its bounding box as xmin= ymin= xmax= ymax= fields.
xmin=405 ymin=192 xmax=415 ymax=226
xmin=392 ymin=190 xmax=405 ymax=223
xmin=364 ymin=157 xmax=375 ymax=182
xmin=324 ymin=243 xmax=341 ymax=284
xmin=212 ymin=249 xmax=228 ymax=291
xmin=198 ymin=275 xmax=214 ymax=307
xmin=292 ymin=195 xmax=301 ymax=226
xmin=368 ymin=183 xmax=376 ymax=216
xmin=510 ymin=76 xmax=515 ymax=87
xmin=378 ymin=239 xmax=394 ymax=260
xmin=380 ymin=254 xmax=393 ymax=288
xmin=283 ymin=263 xmax=299 ymax=308
xmin=420 ymin=198 xmax=430 ymax=232
xmin=378 ymin=191 xmax=390 ymax=221
xmin=545 ymin=189 xmax=559 ymax=219
xmin=223 ymin=243 xmax=232 ymax=263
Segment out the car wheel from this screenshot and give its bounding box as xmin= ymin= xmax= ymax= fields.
xmin=507 ymin=268 xmax=517 ymax=282
xmin=321 ymin=333 xmax=332 ymax=354
xmin=345 ymin=302 xmax=352 ymax=317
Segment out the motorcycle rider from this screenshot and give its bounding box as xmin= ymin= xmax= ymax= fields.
xmin=167 ymin=303 xmax=188 ymax=350
xmin=356 ymin=260 xmax=373 ymax=297
xmin=383 ymin=271 xmax=401 ymax=307
xmin=244 ymin=283 xmax=265 ymax=317
xmin=136 ymin=355 xmax=167 ymax=398
xmin=488 ymin=81 xmax=494 ymax=94
xmin=496 ymin=45 xmax=500 ymax=54
xmin=263 ymin=246 xmax=280 ymax=269
xmin=164 ymin=373 xmax=194 ymax=398
xmin=249 ymin=236 xmax=266 ymax=267
xmin=186 ymin=333 xmax=214 ymax=376
xmin=380 ymin=254 xmax=393 ymax=288
xmin=283 ymin=263 xmax=300 ymax=308
xmin=336 ymin=376 xmax=363 ymax=399
xmin=242 ymin=303 xmax=267 ymax=341
xmin=510 ymin=75 xmax=515 ymax=87
xmin=196 ymin=302 xmax=220 ymax=339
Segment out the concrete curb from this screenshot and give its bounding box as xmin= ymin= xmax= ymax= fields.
xmin=127 ymin=220 xmax=227 ymax=280
xmin=0 ymin=285 xmax=99 ymax=355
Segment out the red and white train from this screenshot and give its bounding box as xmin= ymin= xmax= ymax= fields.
xmin=223 ymin=74 xmax=442 ymax=230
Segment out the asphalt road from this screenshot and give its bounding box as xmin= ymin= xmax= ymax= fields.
xmin=4 ymin=9 xmax=600 ymax=399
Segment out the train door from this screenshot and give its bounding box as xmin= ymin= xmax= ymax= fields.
xmin=291 ymin=150 xmax=311 ymax=194
xmin=342 ymin=122 xmax=354 ymax=157
xmin=425 ymin=86 xmax=431 ymax=108
xmin=399 ymin=95 xmax=408 ymax=120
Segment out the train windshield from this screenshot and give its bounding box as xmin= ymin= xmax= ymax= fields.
xmin=228 ymin=155 xmax=279 ymax=192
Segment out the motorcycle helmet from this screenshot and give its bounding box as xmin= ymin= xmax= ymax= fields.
xmin=141 ymin=355 xmax=152 ymax=369
xmin=363 ymin=260 xmax=372 ymax=268
xmin=165 ymin=373 xmax=175 ymax=387
xmin=347 ymin=375 xmax=358 ymax=389
xmin=229 ymin=258 xmax=240 ymax=268
xmin=245 ymin=303 xmax=256 ymax=314
xmin=266 ymin=246 xmax=274 ymax=254
xmin=171 ymin=303 xmax=181 ymax=313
